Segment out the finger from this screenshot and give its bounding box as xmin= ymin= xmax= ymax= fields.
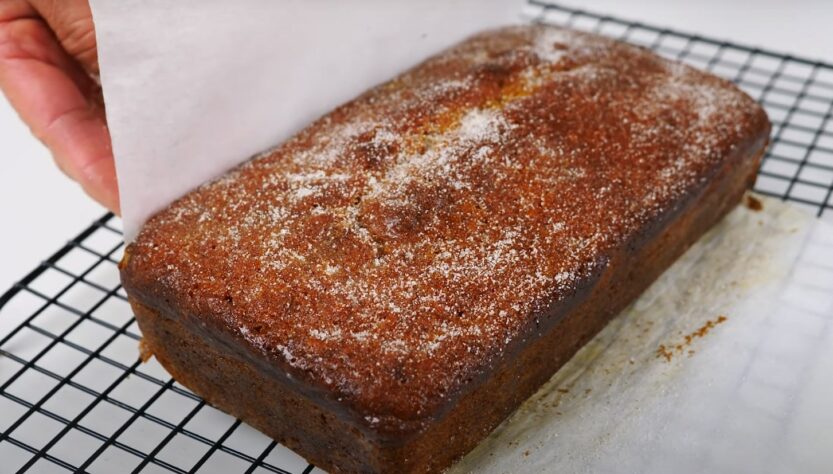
xmin=0 ymin=14 xmax=119 ymax=213
xmin=26 ymin=0 xmax=98 ymax=75
xmin=17 ymin=0 xmax=101 ymax=105
xmin=0 ymin=0 xmax=104 ymax=107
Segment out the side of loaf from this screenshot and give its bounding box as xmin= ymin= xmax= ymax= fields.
xmin=120 ymin=25 xmax=770 ymax=473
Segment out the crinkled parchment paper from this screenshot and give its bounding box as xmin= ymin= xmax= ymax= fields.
xmin=453 ymin=195 xmax=833 ymax=474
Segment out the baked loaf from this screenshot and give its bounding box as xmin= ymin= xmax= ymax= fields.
xmin=121 ymin=25 xmax=770 ymax=473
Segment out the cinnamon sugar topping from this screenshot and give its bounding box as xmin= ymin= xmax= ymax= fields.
xmin=123 ymin=25 xmax=768 ymax=425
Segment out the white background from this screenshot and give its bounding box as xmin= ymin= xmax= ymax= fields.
xmin=2 ymin=0 xmax=833 ymax=292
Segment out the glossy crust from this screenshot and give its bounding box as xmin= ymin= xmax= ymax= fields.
xmin=121 ymin=25 xmax=770 ymax=473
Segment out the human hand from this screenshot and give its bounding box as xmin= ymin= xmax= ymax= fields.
xmin=0 ymin=0 xmax=118 ymax=213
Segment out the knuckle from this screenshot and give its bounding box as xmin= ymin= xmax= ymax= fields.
xmin=58 ymin=16 xmax=97 ymax=69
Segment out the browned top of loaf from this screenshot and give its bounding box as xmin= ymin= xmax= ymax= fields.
xmin=121 ymin=25 xmax=769 ymax=435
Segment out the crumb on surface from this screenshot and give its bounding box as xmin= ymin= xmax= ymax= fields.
xmin=745 ymin=194 xmax=763 ymax=211
xmin=656 ymin=315 xmax=728 ymax=362
xmin=138 ymin=338 xmax=153 ymax=363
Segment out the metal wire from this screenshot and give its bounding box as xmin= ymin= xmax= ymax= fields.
xmin=1 ymin=2 xmax=832 ymax=472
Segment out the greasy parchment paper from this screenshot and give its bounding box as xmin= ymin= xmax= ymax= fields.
xmin=88 ymin=0 xmax=523 ymax=240
xmin=452 ymin=195 xmax=833 ymax=474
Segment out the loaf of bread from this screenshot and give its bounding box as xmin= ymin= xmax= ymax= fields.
xmin=120 ymin=25 xmax=770 ymax=473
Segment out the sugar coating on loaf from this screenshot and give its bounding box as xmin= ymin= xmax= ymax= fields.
xmin=124 ymin=25 xmax=767 ymax=428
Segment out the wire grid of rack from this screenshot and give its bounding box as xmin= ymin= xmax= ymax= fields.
xmin=2 ymin=2 xmax=833 ymax=473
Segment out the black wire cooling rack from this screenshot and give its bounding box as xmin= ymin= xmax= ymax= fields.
xmin=2 ymin=3 xmax=833 ymax=473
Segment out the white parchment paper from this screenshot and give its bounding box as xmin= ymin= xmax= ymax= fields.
xmin=88 ymin=0 xmax=523 ymax=240
xmin=452 ymin=195 xmax=833 ymax=473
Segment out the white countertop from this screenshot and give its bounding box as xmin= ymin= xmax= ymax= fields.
xmin=2 ymin=0 xmax=832 ymax=293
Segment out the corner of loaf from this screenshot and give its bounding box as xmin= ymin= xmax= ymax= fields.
xmin=120 ymin=23 xmax=770 ymax=473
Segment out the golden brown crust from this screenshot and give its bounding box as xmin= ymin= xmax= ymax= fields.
xmin=130 ymin=142 xmax=765 ymax=473
xmin=121 ymin=24 xmax=770 ymax=472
